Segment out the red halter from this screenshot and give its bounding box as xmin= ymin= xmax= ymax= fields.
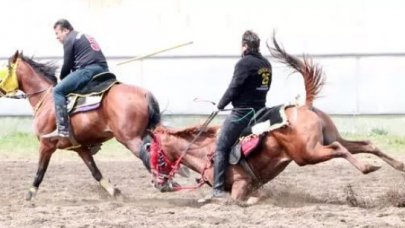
xmin=149 ymin=133 xmax=211 ymax=191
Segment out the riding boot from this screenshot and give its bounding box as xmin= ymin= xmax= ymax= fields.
xmin=198 ymin=150 xmax=228 ymax=203
xmin=42 ymin=104 xmax=70 ymax=140
xmin=212 ymin=150 xmax=228 ymax=193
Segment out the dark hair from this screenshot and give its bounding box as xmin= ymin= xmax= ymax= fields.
xmin=53 ymin=19 xmax=74 ymax=31
xmin=242 ymin=30 xmax=260 ymax=53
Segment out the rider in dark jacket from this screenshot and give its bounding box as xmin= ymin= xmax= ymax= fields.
xmin=42 ymin=19 xmax=109 ymax=141
xmin=199 ymin=30 xmax=272 ymax=203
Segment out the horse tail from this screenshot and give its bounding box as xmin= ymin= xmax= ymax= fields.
xmin=146 ymin=92 xmax=161 ymax=130
xmin=138 ymin=92 xmax=160 ymax=173
xmin=268 ymin=35 xmax=325 ymax=108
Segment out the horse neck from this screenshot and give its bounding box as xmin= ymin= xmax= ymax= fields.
xmin=164 ymin=134 xmax=216 ymax=174
xmin=17 ymin=61 xmax=52 ymax=108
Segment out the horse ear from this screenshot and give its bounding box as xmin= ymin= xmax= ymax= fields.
xmin=9 ymin=50 xmax=20 ymax=64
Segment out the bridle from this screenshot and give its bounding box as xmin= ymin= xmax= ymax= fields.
xmin=1 ymin=59 xmax=53 ymax=114
xmin=149 ymin=132 xmax=213 ymax=192
xmin=149 ymin=110 xmax=220 ymax=191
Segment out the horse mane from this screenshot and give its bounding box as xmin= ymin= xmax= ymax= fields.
xmin=154 ymin=125 xmax=219 ymax=139
xmin=268 ymin=35 xmax=325 ymax=108
xmin=19 ymin=55 xmax=58 ymax=85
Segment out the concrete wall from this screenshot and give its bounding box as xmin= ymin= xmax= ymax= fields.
xmin=0 ymin=0 xmax=404 ymax=115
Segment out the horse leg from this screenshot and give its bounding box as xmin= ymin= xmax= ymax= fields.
xmin=230 ymin=180 xmax=251 ymax=202
xmin=246 ymin=188 xmax=265 ymax=205
xmin=26 ymin=143 xmax=56 ymax=201
xmin=338 ymin=138 xmax=405 ymax=172
xmin=313 ymin=107 xmax=404 ymax=171
xmin=118 ymin=137 xmax=143 ymax=158
xmin=296 ymin=141 xmax=381 ymax=174
xmin=76 ymin=148 xmax=120 ymax=197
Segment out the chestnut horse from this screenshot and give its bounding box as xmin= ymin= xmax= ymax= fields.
xmin=1 ymin=51 xmax=160 ymax=200
xmin=143 ymin=37 xmax=405 ymax=203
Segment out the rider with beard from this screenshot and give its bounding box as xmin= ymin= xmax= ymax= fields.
xmin=199 ymin=30 xmax=272 ymax=203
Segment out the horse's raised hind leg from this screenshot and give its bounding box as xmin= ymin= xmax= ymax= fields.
xmin=26 ymin=143 xmax=56 ymax=201
xmin=338 ymin=139 xmax=405 ymax=172
xmin=298 ymin=141 xmax=381 ymax=174
xmin=76 ymin=148 xmax=120 ymax=197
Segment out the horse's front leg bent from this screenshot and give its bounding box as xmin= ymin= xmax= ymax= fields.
xmin=26 ymin=142 xmax=56 ymax=201
xmin=230 ymin=177 xmax=255 ymax=203
xmin=76 ymin=148 xmax=120 ymax=197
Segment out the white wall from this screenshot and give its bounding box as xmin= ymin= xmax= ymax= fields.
xmin=0 ymin=0 xmax=404 ymax=115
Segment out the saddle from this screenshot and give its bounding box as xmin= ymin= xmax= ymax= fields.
xmin=229 ymin=104 xmax=290 ymax=165
xmin=63 ymin=72 xmax=119 ymax=153
xmin=66 ymin=72 xmax=119 ymax=115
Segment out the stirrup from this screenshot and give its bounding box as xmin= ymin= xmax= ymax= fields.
xmin=41 ymin=129 xmax=69 ymax=140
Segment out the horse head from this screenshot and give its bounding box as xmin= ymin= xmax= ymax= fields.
xmin=144 ymin=125 xmax=218 ymax=192
xmin=0 ymin=51 xmax=58 ymax=98
xmin=0 ymin=51 xmax=22 ymax=96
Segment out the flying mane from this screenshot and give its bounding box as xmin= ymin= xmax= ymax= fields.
xmin=153 ymin=125 xmax=219 ymax=139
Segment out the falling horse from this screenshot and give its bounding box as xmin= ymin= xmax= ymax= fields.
xmin=0 ymin=51 xmax=160 ymax=200
xmin=142 ymin=37 xmax=405 ymax=203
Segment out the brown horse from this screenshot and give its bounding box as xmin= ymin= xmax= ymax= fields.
xmin=1 ymin=51 xmax=160 ymax=200
xmin=143 ymin=37 xmax=405 ymax=203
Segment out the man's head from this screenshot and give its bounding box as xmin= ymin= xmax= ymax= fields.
xmin=241 ymin=30 xmax=260 ymax=55
xmin=53 ymin=19 xmax=74 ymax=44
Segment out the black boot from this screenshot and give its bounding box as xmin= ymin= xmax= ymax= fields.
xmin=212 ymin=150 xmax=228 ymax=192
xmin=42 ymin=104 xmax=69 ymax=139
xmin=198 ymin=150 xmax=228 ymax=203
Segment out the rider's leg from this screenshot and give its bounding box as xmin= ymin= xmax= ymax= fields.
xmin=42 ymin=65 xmax=106 ymax=139
xmin=199 ymin=109 xmax=253 ymax=202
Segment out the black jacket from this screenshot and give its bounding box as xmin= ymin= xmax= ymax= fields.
xmin=60 ymin=30 xmax=108 ymax=79
xmin=217 ymin=52 xmax=272 ymax=110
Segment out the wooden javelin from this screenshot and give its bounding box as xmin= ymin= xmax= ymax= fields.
xmin=116 ymin=41 xmax=194 ymax=65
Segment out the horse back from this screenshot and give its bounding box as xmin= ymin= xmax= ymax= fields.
xmin=70 ymin=83 xmax=151 ymax=142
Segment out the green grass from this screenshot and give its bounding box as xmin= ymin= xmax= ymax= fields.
xmin=341 ymin=132 xmax=405 ymax=154
xmin=0 ymin=116 xmax=404 ymax=160
xmin=0 ymin=131 xmax=403 ymax=161
xmin=0 ymin=133 xmax=38 ymax=158
xmin=0 ymin=132 xmax=133 ymax=161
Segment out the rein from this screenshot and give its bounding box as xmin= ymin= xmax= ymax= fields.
xmin=149 ymin=110 xmax=219 ymax=191
xmin=150 ymin=107 xmax=257 ymax=191
xmin=150 ymin=132 xmax=214 ymax=191
xmin=5 ymin=87 xmax=50 ymax=99
xmin=33 ymin=87 xmax=52 ymax=115
xmin=168 ymin=110 xmax=219 ymax=178
xmin=5 ymin=87 xmax=53 ymax=115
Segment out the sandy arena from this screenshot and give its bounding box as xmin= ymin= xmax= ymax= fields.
xmin=1 ymin=152 xmax=405 ymax=227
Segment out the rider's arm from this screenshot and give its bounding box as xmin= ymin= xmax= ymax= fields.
xmin=217 ymin=60 xmax=249 ymax=109
xmin=60 ymin=36 xmax=75 ymax=80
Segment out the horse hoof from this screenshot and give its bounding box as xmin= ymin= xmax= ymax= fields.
xmin=364 ymin=165 xmax=381 ymax=174
xmin=246 ymin=196 xmax=260 ymax=205
xmin=25 ymin=187 xmax=37 ymax=201
xmin=113 ymin=189 xmax=125 ymax=201
xmin=25 ymin=191 xmax=35 ymax=201
xmin=394 ymin=162 xmax=405 ymax=172
xmin=113 ymin=188 xmax=122 ymax=197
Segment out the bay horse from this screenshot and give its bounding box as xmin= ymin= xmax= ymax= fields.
xmin=0 ymin=51 xmax=160 ymax=200
xmin=143 ymin=37 xmax=405 ymax=203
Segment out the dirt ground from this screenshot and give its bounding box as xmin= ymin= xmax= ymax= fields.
xmin=1 ymin=152 xmax=405 ymax=228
